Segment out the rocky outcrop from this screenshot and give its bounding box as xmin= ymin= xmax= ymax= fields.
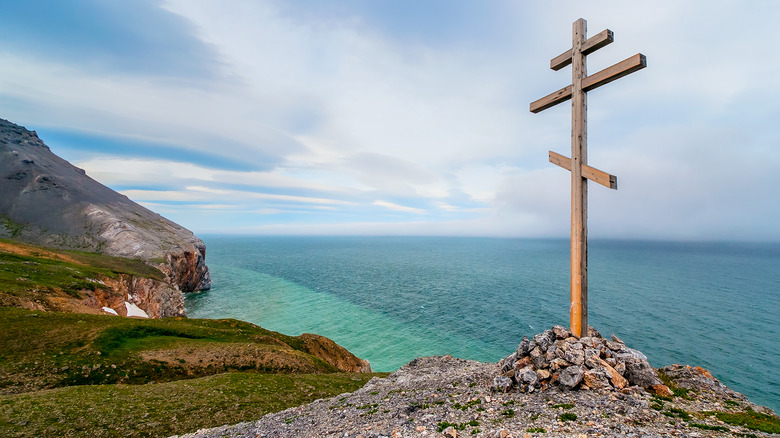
xmin=0 ymin=118 xmax=210 ymax=308
xmin=175 ymin=354 xmax=778 ymax=438
xmin=495 ymin=325 xmax=672 ymax=396
xmin=297 ymin=333 xmax=372 ymax=373
xmin=96 ymin=274 xmax=186 ymax=318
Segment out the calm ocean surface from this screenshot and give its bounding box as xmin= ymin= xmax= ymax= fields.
xmin=186 ymin=236 xmax=779 ymax=412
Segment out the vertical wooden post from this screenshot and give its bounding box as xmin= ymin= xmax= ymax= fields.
xmin=530 ymin=19 xmax=645 ymax=339
xmin=570 ymin=19 xmax=588 ymax=337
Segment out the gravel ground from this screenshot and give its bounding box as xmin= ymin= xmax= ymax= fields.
xmin=173 ymin=356 xmax=778 ymax=438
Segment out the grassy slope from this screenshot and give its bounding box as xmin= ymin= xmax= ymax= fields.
xmin=0 ymin=307 xmax=360 ymax=393
xmin=0 ymin=238 xmax=164 ymax=312
xmin=0 ymin=372 xmax=378 ymax=438
xmin=0 ymin=239 xmax=388 ymax=437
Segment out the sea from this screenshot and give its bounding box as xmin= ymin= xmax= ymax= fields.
xmin=185 ymin=236 xmax=779 ymax=413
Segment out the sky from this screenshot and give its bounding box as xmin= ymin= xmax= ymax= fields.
xmin=1 ymin=0 xmax=778 ymax=240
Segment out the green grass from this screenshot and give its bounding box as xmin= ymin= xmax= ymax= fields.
xmin=1 ymin=217 xmax=26 ymax=239
xmin=689 ymin=423 xmax=730 ymax=432
xmin=662 ymin=407 xmax=691 ymax=421
xmin=0 ymin=307 xmax=365 ymax=392
xmin=436 ymin=420 xmax=479 ymax=432
xmin=0 ymin=238 xmax=164 ymax=281
xmin=0 ymin=251 xmax=110 ymax=297
xmin=0 ymin=239 xmax=166 ymax=311
xmin=551 ymin=403 xmax=574 ymax=409
xmin=0 ymin=239 xmax=389 ymax=437
xmin=559 ymin=412 xmax=577 ymax=422
xmin=0 ymin=309 xmax=388 ymax=437
xmin=0 ymin=371 xmax=380 ymax=438
xmin=656 ymin=368 xmax=695 ymax=400
xmin=713 ymin=409 xmax=780 ymax=434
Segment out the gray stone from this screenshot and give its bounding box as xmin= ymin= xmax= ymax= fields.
xmin=587 ymin=325 xmax=602 ymax=338
xmin=564 ymin=349 xmax=585 ymax=366
xmin=615 ymin=347 xmax=648 ymax=361
xmin=517 ymin=367 xmax=538 ymax=386
xmin=533 ymin=329 xmax=556 ymax=351
xmin=614 ymin=361 xmax=626 ymax=376
xmin=552 ymin=325 xmax=571 ymax=339
xmin=493 ymin=375 xmax=513 ymax=392
xmin=583 ymin=367 xmax=611 ymax=389
xmin=624 ymin=358 xmax=662 ymax=388
xmin=0 ymin=118 xmax=212 ymax=316
xmin=558 ymin=365 xmax=585 ymax=390
xmin=550 ymin=357 xmax=571 ymax=371
xmin=516 ymin=337 xmax=533 ymax=356
xmin=531 ymin=353 xmax=549 ymax=370
xmin=605 ymin=340 xmax=625 ymax=352
xmin=500 ymin=352 xmax=518 ymax=373
xmin=584 ymin=348 xmax=601 ymax=362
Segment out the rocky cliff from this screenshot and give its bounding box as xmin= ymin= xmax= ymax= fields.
xmin=0 ymin=118 xmax=210 ymax=316
xmin=176 ymin=328 xmax=779 ymax=438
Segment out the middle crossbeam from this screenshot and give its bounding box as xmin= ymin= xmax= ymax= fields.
xmin=530 ymin=53 xmax=647 ymax=113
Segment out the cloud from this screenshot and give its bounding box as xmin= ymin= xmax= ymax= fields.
xmin=1 ymin=0 xmax=779 ymax=240
xmin=372 ymin=200 xmax=427 ymax=215
xmin=0 ymin=0 xmax=224 ymax=79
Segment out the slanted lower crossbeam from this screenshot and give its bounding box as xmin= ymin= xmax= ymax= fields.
xmin=549 ymin=151 xmax=617 ymax=190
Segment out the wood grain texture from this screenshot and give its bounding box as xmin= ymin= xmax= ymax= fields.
xmin=549 ymin=151 xmax=618 ymax=190
xmin=582 ymin=53 xmax=646 ymax=92
xmin=550 ymin=29 xmax=614 ymax=71
xmin=530 ymin=85 xmax=572 ymax=113
xmin=570 ymin=18 xmax=588 ymax=338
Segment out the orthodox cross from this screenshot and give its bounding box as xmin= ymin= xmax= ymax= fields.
xmin=530 ymin=18 xmax=646 ymax=337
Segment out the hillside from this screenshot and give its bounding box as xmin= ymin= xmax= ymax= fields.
xmin=177 ymin=352 xmax=780 ymax=438
xmin=0 ymin=118 xmax=210 ymax=297
xmin=0 ymin=307 xmax=377 ymax=437
xmin=0 ymin=238 xmax=187 ymax=317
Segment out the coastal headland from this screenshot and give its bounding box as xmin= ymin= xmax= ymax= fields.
xmin=1 ymin=118 xmax=777 ymax=437
xmin=176 ymin=328 xmax=779 ymax=438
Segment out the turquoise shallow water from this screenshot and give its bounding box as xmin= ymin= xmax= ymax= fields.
xmin=186 ymin=236 xmax=779 ymax=413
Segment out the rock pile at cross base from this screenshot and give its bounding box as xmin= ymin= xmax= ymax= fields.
xmin=494 ymin=325 xmax=672 ymax=397
xmin=175 ymin=327 xmax=778 ymax=438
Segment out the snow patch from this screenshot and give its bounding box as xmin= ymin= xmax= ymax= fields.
xmin=125 ymin=301 xmax=149 ymax=318
xmin=101 ymin=306 xmax=118 ymax=315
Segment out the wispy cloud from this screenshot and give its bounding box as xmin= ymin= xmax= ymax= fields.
xmin=372 ymin=200 xmax=427 ymax=215
xmin=1 ymin=0 xmax=779 ymax=240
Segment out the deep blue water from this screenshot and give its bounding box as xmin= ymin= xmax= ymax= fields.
xmin=185 ymin=236 xmax=779 ymax=413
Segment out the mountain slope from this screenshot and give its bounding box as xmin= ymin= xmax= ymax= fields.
xmin=0 ymin=118 xmax=210 ymax=296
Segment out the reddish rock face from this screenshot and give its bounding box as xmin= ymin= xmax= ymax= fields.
xmin=99 ymin=274 xmax=186 ymax=318
xmin=161 ymin=246 xmax=212 ymax=292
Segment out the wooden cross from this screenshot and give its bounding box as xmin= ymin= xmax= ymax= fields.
xmin=530 ymin=18 xmax=646 ymax=338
